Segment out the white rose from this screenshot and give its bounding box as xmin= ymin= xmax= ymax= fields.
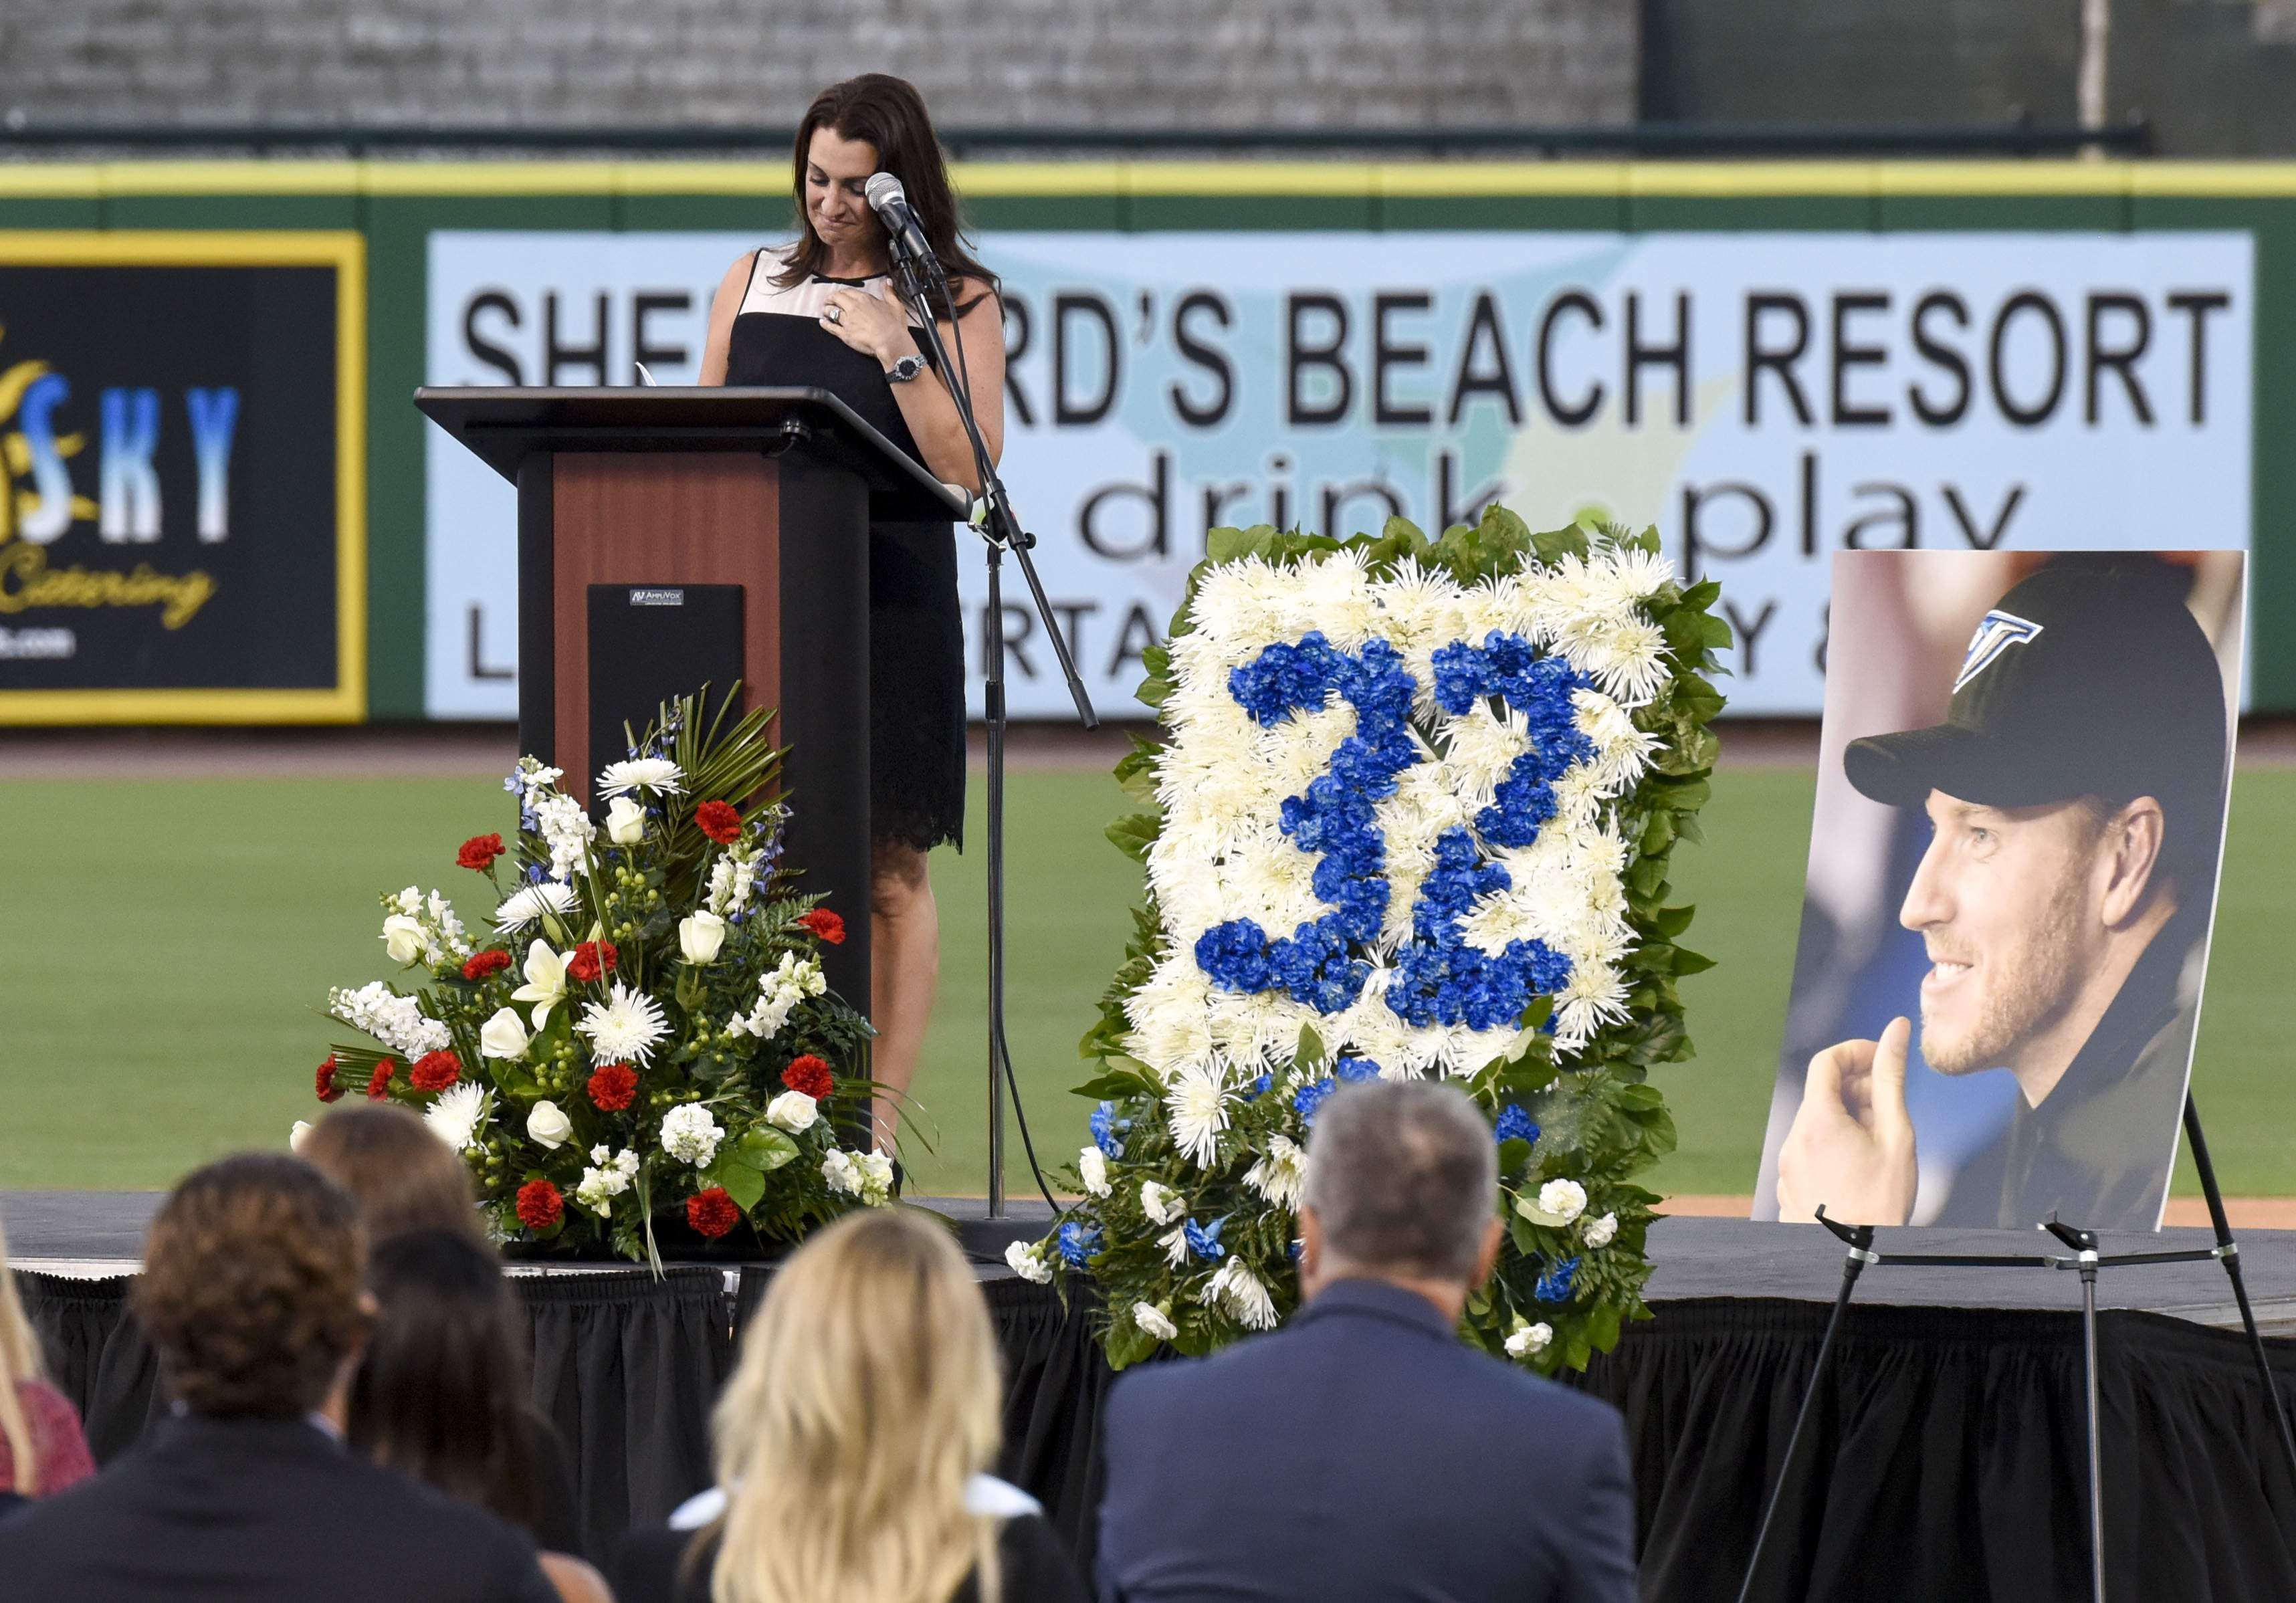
xmin=765 ymin=1089 xmax=819 ymax=1134
xmin=1079 ymin=1146 xmax=1110 ymax=1198
xmin=479 ymin=1006 xmax=530 ymax=1060
xmin=1584 ymin=1211 xmax=1619 ymax=1248
xmin=1140 ymin=1180 xmax=1184 ymax=1225
xmin=679 ymin=911 xmax=728 ymax=965
xmin=1536 ymin=1178 xmax=1589 ymax=1225
xmin=526 ymin=1100 xmax=572 ymax=1150
xmin=1133 ymin=1301 xmax=1178 ymax=1342
xmin=1505 ymin=1320 xmax=1554 ymax=1360
xmin=382 ymin=914 xmax=427 ymax=966
xmin=290 ymin=1120 xmax=314 ymax=1153
xmin=1005 ymin=1241 xmax=1053 ymax=1284
xmin=604 ymin=795 xmax=647 ymax=846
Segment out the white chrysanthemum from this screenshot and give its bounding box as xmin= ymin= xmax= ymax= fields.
xmin=1591 ymin=543 xmax=1673 ymax=604
xmin=1584 ymin=1211 xmax=1619 ymax=1249
xmin=1159 ymin=1224 xmax=1192 ymax=1269
xmin=328 ymin=982 xmax=453 ymax=1059
xmin=659 ymin=1104 xmax=722 ymax=1166
xmin=1134 ymin=1301 xmax=1180 ymax=1342
xmin=1243 ymin=1134 xmax=1306 ymax=1210
xmin=1005 ymin=1241 xmax=1053 ymax=1284
xmin=493 ymin=880 xmax=577 ymax=933
xmin=1505 ymin=1319 xmax=1554 ymax=1359
xmin=1165 ymin=1063 xmax=1233 ymax=1168
xmin=1435 ymin=704 xmax=1532 ymax=809
xmin=1201 ymin=1258 xmax=1279 ymax=1331
xmin=1140 ymin=1180 xmax=1184 ymax=1226
xmin=1554 ymin=961 xmax=1632 ymax=1055
xmin=595 ymin=757 xmax=686 ymax=799
xmin=1560 ymin=611 xmax=1669 ymax=707
xmin=1536 ymin=1178 xmax=1588 ymax=1223
xmin=1574 ymin=689 xmax=1659 ymax=794
xmin=1123 ymin=959 xmax=1216 ymax=1076
xmin=425 ymin=1082 xmax=490 ymax=1153
xmin=1078 ymin=1146 xmax=1111 ymax=1198
xmin=577 ymin=981 xmax=671 ymax=1065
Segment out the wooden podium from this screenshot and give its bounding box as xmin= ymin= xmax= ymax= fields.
xmin=416 ymin=387 xmax=968 ymax=1014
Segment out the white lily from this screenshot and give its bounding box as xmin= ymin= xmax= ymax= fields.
xmin=510 ymin=938 xmax=568 ymax=1029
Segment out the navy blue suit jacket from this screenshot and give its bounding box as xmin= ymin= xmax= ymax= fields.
xmin=1096 ymin=1279 xmax=1638 ymax=1603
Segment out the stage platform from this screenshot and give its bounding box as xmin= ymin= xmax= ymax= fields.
xmin=11 ymin=1195 xmax=2296 ymax=1600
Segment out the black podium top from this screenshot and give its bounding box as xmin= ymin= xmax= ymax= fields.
xmin=415 ymin=386 xmax=970 ymax=522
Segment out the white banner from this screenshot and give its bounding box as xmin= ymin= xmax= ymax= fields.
xmin=425 ymin=230 xmax=2253 ymax=718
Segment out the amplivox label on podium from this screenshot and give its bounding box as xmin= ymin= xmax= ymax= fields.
xmin=0 ymin=232 xmax=365 ymax=724
xmin=424 ymin=229 xmax=2249 ymax=719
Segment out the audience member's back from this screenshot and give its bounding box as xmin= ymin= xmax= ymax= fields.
xmin=1098 ymin=1081 xmax=1637 ymax=1603
xmin=0 ymin=1152 xmax=558 ymax=1603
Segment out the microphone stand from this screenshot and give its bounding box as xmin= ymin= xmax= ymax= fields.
xmin=881 ymin=226 xmax=1098 ymax=1220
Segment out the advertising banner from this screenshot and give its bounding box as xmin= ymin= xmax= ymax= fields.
xmin=0 ymin=233 xmax=364 ymax=723
xmin=1754 ymin=549 xmax=2244 ymax=1231
xmin=425 ymin=230 xmax=2251 ymax=719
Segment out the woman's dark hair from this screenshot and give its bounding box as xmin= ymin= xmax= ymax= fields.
xmin=300 ymin=1103 xmax=485 ymax=1244
xmin=778 ymin=73 xmax=998 ymax=310
xmin=347 ymin=1228 xmax=538 ymax=1533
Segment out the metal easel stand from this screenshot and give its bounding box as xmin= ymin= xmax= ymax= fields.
xmin=1736 ymin=1095 xmax=2295 ymax=1603
xmin=882 ymin=237 xmax=1098 ymax=1219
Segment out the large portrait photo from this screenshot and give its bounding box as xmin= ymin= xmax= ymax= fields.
xmin=1753 ymin=550 xmax=2245 ymax=1231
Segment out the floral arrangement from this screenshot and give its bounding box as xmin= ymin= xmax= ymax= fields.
xmin=313 ymin=693 xmax=887 ymax=1263
xmin=1011 ymin=510 xmax=1725 ymax=1374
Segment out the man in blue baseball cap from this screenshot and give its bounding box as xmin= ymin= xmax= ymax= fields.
xmin=1774 ymin=558 xmax=2232 ymax=1230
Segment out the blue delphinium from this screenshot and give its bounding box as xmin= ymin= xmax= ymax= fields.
xmin=1534 ymin=1255 xmax=1582 ymax=1303
xmin=1494 ymin=1103 xmax=1539 ymax=1145
xmin=1331 ymin=1056 xmax=1382 ymax=1083
xmin=1056 ymin=1220 xmax=1102 ymax=1267
xmin=1293 ymin=1078 xmax=1338 ymax=1126
xmin=1244 ymin=1073 xmax=1273 ymax=1101
xmin=1183 ymin=1216 xmax=1227 ymax=1261
xmin=1090 ymin=1101 xmax=1127 ymax=1159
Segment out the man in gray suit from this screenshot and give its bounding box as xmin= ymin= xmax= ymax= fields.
xmin=1097 ymin=1079 xmax=1637 ymax=1603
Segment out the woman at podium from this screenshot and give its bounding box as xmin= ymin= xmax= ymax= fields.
xmin=700 ymin=74 xmax=1005 ymax=1153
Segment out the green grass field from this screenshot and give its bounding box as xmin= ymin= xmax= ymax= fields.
xmin=2 ymin=763 xmax=2289 ymax=1198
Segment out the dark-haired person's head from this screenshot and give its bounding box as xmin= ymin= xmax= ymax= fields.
xmin=1844 ymin=559 xmax=2230 ymax=1079
xmin=780 ymin=72 xmax=997 ymax=304
xmin=348 ymin=1229 xmax=537 ymax=1533
xmin=300 ymin=1103 xmax=484 ymax=1244
xmin=1299 ymin=1080 xmax=1501 ymax=1317
xmin=136 ymin=1154 xmax=370 ymax=1420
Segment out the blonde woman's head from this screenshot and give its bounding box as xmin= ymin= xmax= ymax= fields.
xmin=710 ymin=1208 xmax=1004 ymax=1603
xmin=1 ymin=1210 xmax=52 ymax=1492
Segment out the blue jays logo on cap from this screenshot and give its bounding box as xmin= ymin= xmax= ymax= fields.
xmin=1952 ymin=609 xmax=2045 ymax=693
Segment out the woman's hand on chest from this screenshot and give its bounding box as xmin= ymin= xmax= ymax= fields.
xmin=819 ymin=286 xmax=919 ymax=370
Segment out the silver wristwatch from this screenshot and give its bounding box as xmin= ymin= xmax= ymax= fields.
xmin=885 ymin=353 xmax=927 ymax=384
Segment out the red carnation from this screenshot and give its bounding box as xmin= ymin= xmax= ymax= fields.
xmin=516 ymin=1178 xmax=564 ymax=1232
xmin=694 ymin=800 xmax=742 ymax=845
xmin=410 ymin=1051 xmax=462 ymax=1093
xmin=462 ymin=948 xmax=514 ymax=981
xmin=316 ymin=1055 xmax=342 ymax=1103
xmin=457 ymin=833 xmax=506 ymax=872
xmin=687 ymin=1188 xmax=741 ymax=1240
xmin=797 ymin=907 xmax=846 ymax=946
xmin=366 ymin=1059 xmax=397 ymax=1101
xmin=781 ymin=1055 xmax=834 ymax=1101
xmin=566 ymin=940 xmax=618 ymax=984
xmin=587 ymin=1062 xmax=639 ymax=1112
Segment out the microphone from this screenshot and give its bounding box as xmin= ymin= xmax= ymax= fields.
xmin=865 ymin=172 xmax=936 ymax=270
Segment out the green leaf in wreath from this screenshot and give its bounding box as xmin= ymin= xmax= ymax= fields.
xmin=732 ymin=1126 xmax=799 ymax=1172
xmin=704 ymin=1157 xmax=767 ymax=1212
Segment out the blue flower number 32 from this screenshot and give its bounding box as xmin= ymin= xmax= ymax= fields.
xmin=1192 ymin=630 xmax=1595 ymax=1053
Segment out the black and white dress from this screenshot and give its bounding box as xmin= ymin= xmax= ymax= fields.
xmin=726 ymin=247 xmax=966 ymax=853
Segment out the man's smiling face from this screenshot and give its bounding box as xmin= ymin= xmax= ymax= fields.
xmin=1899 ymin=791 xmax=2112 ymax=1075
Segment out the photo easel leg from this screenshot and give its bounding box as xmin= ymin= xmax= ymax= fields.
xmin=1734 ymin=1212 xmax=1877 ymax=1603
xmin=2182 ymin=1095 xmax=2296 ymax=1489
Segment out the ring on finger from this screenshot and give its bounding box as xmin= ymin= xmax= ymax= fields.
xmin=824 ymin=303 xmax=843 ymax=325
